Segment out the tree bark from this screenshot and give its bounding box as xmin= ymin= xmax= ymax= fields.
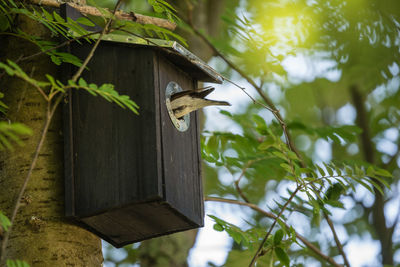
xmin=350 ymin=85 xmax=393 ymax=265
xmin=0 ymin=11 xmax=102 ymax=267
xmin=138 ymin=231 xmax=198 ymax=267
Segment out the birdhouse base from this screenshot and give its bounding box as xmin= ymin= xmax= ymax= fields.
xmin=78 ymin=201 xmax=198 ymax=247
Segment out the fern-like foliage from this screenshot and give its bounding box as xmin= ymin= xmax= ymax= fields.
xmin=0 ymin=122 xmax=32 ymax=151
xmin=209 ymin=214 xmax=294 ymax=266
xmin=202 ymin=111 xmax=392 ymax=225
xmin=0 ymin=60 xmax=139 ymax=114
xmin=0 ymin=92 xmax=8 ymax=114
xmin=68 ymin=78 xmax=139 ymax=114
xmin=147 ymin=0 xmax=179 ymax=22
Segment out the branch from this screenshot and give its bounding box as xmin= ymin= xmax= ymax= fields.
xmin=28 ymin=0 xmax=176 ymax=30
xmin=234 ymin=159 xmax=262 ymax=203
xmin=249 ymin=187 xmax=300 ymax=266
xmin=323 ymin=213 xmax=350 ymax=267
xmin=205 ymin=197 xmax=343 ymax=267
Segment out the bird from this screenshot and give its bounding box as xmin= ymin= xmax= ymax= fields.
xmin=170 ymin=86 xmax=231 ymax=119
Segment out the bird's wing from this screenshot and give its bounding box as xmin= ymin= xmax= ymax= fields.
xmin=170 ymin=86 xmax=215 ymax=101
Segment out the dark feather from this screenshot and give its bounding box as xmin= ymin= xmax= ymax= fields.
xmin=170 ymin=86 xmax=214 ymax=101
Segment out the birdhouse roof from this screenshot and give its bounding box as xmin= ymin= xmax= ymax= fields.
xmin=62 ymin=4 xmax=222 ymax=84
xmin=99 ymin=34 xmax=223 ymax=84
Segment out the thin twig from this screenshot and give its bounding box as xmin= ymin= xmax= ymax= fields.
xmin=309 ymin=182 xmax=350 ymax=267
xmin=222 ymin=76 xmax=280 ymax=115
xmin=16 ymin=67 xmax=35 ymax=113
xmin=323 ymin=213 xmax=350 ymax=267
xmin=234 ymin=161 xmax=253 ymax=203
xmin=234 ymin=158 xmax=266 ymax=203
xmin=249 ymin=187 xmax=300 ymax=266
xmin=205 ymin=197 xmax=343 ymax=267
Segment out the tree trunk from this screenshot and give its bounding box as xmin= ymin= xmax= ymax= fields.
xmin=0 ymin=11 xmax=102 ymax=267
xmin=350 ymin=85 xmax=394 ymax=265
xmin=138 ymin=231 xmax=198 ymax=267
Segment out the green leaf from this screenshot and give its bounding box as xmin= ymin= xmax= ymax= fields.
xmin=334 ymin=165 xmax=342 ymax=176
xmin=0 ymin=61 xmax=14 ymax=75
xmin=273 ymin=151 xmax=287 ymax=161
xmin=274 ymin=229 xmax=284 ymax=245
xmin=78 ymin=77 xmax=87 ymax=87
xmin=0 ymin=210 xmax=11 ymax=231
xmin=374 ymin=168 xmax=392 ymax=178
xmin=280 ymin=163 xmax=293 ymax=174
xmin=316 ymin=164 xmax=325 ymax=176
xmin=76 ymin=16 xmax=95 ymax=27
xmin=258 ymin=139 xmax=275 ymax=150
xmin=287 ymin=151 xmax=299 ymax=161
xmin=325 ymin=183 xmax=345 ymax=201
xmin=6 ymin=259 xmax=30 ymax=267
xmin=323 ymin=163 xmax=334 ymax=176
xmin=219 ymin=110 xmax=232 ymax=117
xmin=366 ymin=165 xmax=375 ymax=176
xmin=53 ymin=11 xmax=64 ymax=23
xmin=0 ymin=122 xmax=32 ymax=151
xmin=274 ymin=247 xmax=290 ymax=267
xmin=213 ymin=223 xmax=224 ymax=232
xmin=50 ymin=55 xmax=61 ymax=65
xmin=252 ymin=114 xmax=269 ymax=135
xmin=0 ymin=14 xmax=11 ymax=31
xmin=365 ymin=177 xmax=384 ymax=195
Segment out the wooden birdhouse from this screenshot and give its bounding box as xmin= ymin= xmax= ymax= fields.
xmin=61 ymin=5 xmax=222 ymax=247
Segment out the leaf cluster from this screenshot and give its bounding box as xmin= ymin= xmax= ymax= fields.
xmin=204 ymin=105 xmax=393 ymax=265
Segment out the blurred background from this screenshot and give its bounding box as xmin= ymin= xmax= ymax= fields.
xmin=99 ymin=0 xmax=400 ymax=266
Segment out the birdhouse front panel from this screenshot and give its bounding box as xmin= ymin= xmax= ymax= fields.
xmin=65 ymin=44 xmax=164 ymax=218
xmin=157 ymin=55 xmax=203 ymax=226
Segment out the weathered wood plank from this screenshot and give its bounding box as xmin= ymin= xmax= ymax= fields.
xmin=157 ymin=53 xmax=204 ymax=226
xmin=67 ymin=43 xmax=163 ymax=216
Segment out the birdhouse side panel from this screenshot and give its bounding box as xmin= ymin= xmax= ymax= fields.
xmin=156 ymin=53 xmax=204 ymax=226
xmin=65 ymin=43 xmax=163 ymax=217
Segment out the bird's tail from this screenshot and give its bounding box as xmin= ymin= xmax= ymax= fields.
xmin=203 ymin=99 xmax=231 ymax=107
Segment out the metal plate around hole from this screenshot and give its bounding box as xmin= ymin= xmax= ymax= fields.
xmin=165 ymin=82 xmax=190 ymax=132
